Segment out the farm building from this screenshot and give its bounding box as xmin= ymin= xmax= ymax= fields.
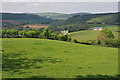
xmin=61 ymin=30 xmax=69 ymax=35
xmin=92 ymin=27 xmax=103 ymax=31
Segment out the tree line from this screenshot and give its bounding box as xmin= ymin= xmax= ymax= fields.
xmin=73 ymin=28 xmax=120 ymax=48
xmin=1 ymin=27 xmax=120 ymax=48
xmin=1 ymin=27 xmax=71 ymax=42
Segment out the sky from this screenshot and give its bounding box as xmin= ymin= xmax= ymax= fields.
xmin=1 ymin=0 xmax=120 ymax=2
xmin=1 ymin=1 xmax=119 ymax=14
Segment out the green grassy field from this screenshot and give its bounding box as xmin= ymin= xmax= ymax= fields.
xmin=70 ymin=26 xmax=119 ymax=41
xmin=2 ymin=38 xmax=118 ymax=78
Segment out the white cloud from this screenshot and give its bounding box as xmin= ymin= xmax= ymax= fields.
xmin=2 ymin=2 xmax=118 ymax=13
xmin=26 ymin=3 xmax=40 ymax=7
xmin=2 ymin=0 xmax=120 ymax=2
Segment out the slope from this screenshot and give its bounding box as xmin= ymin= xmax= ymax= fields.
xmin=2 ymin=38 xmax=118 ymax=78
xmin=87 ymin=13 xmax=119 ymax=24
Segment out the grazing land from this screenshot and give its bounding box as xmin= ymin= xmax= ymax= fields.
xmin=21 ymin=24 xmax=48 ymax=29
xmin=2 ymin=38 xmax=118 ymax=78
xmin=70 ymin=26 xmax=119 ymax=41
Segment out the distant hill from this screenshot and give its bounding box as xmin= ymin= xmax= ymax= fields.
xmin=1 ymin=13 xmax=54 ymax=27
xmin=36 ymin=12 xmax=71 ymax=20
xmin=65 ymin=12 xmax=119 ymax=25
xmin=35 ymin=12 xmax=91 ymax=20
xmin=87 ymin=13 xmax=119 ymax=25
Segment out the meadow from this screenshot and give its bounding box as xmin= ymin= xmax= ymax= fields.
xmin=70 ymin=26 xmax=119 ymax=41
xmin=2 ymin=38 xmax=118 ymax=78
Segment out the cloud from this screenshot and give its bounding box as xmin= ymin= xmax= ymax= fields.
xmin=26 ymin=3 xmax=40 ymax=7
xmin=2 ymin=2 xmax=118 ymax=13
xmin=2 ymin=0 xmax=120 ymax=2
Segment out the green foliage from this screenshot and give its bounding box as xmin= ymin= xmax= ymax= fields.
xmin=101 ymin=28 xmax=115 ymax=39
xmin=87 ymin=13 xmax=119 ymax=25
xmin=57 ymin=34 xmax=71 ymax=41
xmin=26 ymin=31 xmax=38 ymax=38
xmin=73 ymin=39 xmax=78 ymax=43
xmin=97 ymin=28 xmax=115 ymax=45
xmin=104 ymin=39 xmax=120 ymax=48
xmin=1 ymin=13 xmax=54 ymax=27
xmin=49 ymin=23 xmax=88 ymax=32
xmin=64 ymin=13 xmax=119 ymax=24
xmin=1 ymin=28 xmax=72 ymax=42
xmin=70 ymin=26 xmax=119 ymax=41
xmin=18 ymin=30 xmax=26 ymax=38
xmin=2 ymin=30 xmax=19 ymax=38
xmin=49 ymin=33 xmax=58 ymax=40
xmin=40 ymin=27 xmax=51 ymax=39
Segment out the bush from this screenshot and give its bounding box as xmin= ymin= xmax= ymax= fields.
xmin=73 ymin=39 xmax=78 ymax=43
xmin=104 ymin=39 xmax=120 ymax=48
xmin=97 ymin=28 xmax=115 ymax=45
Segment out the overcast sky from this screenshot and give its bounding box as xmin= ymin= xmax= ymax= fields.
xmin=1 ymin=0 xmax=120 ymax=2
xmin=1 ymin=2 xmax=119 ymax=14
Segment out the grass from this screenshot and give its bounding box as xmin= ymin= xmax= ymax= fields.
xmin=2 ymin=38 xmax=118 ymax=78
xmin=70 ymin=26 xmax=119 ymax=41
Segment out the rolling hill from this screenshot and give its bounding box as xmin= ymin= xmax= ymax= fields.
xmin=2 ymin=38 xmax=118 ymax=78
xmin=1 ymin=13 xmax=54 ymax=27
xmin=36 ymin=12 xmax=71 ymax=20
xmin=36 ymin=12 xmax=91 ymax=20
xmin=64 ymin=12 xmax=119 ymax=25
xmin=87 ymin=13 xmax=119 ymax=25
xmin=70 ymin=26 xmax=119 ymax=41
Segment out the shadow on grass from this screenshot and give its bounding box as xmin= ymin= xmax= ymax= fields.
xmin=75 ymin=74 xmax=120 ymax=80
xmin=3 ymin=52 xmax=63 ymax=73
xmin=2 ymin=53 xmax=43 ymax=73
xmin=2 ymin=74 xmax=120 ymax=80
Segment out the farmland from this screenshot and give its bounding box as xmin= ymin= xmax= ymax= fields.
xmin=2 ymin=38 xmax=118 ymax=78
xmin=70 ymin=26 xmax=119 ymax=41
xmin=21 ymin=24 xmax=48 ymax=29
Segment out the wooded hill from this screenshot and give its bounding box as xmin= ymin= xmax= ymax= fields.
xmin=35 ymin=12 xmax=91 ymax=20
xmin=64 ymin=12 xmax=119 ymax=25
xmin=87 ymin=13 xmax=119 ymax=25
xmin=1 ymin=12 xmax=119 ymax=32
xmin=1 ymin=13 xmax=54 ymax=27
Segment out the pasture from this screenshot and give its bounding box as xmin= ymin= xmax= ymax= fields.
xmin=2 ymin=38 xmax=118 ymax=78
xmin=21 ymin=24 xmax=48 ymax=29
xmin=70 ymin=26 xmax=119 ymax=41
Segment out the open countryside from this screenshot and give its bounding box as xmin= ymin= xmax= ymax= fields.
xmin=2 ymin=38 xmax=118 ymax=78
xmin=70 ymin=26 xmax=119 ymax=41
xmin=1 ymin=2 xmax=120 ymax=79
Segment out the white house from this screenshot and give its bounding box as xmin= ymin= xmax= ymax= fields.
xmin=93 ymin=27 xmax=103 ymax=31
xmin=61 ymin=30 xmax=69 ymax=35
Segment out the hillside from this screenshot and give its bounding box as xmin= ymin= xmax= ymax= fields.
xmin=3 ymin=38 xmax=118 ymax=78
xmin=70 ymin=26 xmax=119 ymax=41
xmin=87 ymin=13 xmax=119 ymax=25
xmin=64 ymin=13 xmax=119 ymax=24
xmin=36 ymin=12 xmax=71 ymax=20
xmin=1 ymin=13 xmax=54 ymax=27
xmin=36 ymin=12 xmax=91 ymax=20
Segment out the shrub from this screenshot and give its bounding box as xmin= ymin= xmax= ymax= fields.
xmin=104 ymin=39 xmax=120 ymax=48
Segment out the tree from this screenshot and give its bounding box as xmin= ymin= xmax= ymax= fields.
xmin=97 ymin=28 xmax=114 ymax=45
xmin=57 ymin=34 xmax=71 ymax=41
xmin=101 ymin=28 xmax=114 ymax=39
xmin=40 ymin=27 xmax=52 ymax=39
xmin=49 ymin=33 xmax=58 ymax=40
xmin=18 ymin=30 xmax=26 ymax=38
xmin=26 ymin=31 xmax=37 ymax=38
xmin=104 ymin=39 xmax=120 ymax=48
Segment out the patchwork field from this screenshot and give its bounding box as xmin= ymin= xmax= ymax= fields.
xmin=2 ymin=38 xmax=118 ymax=78
xmin=21 ymin=24 xmax=48 ymax=29
xmin=70 ymin=26 xmax=119 ymax=41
